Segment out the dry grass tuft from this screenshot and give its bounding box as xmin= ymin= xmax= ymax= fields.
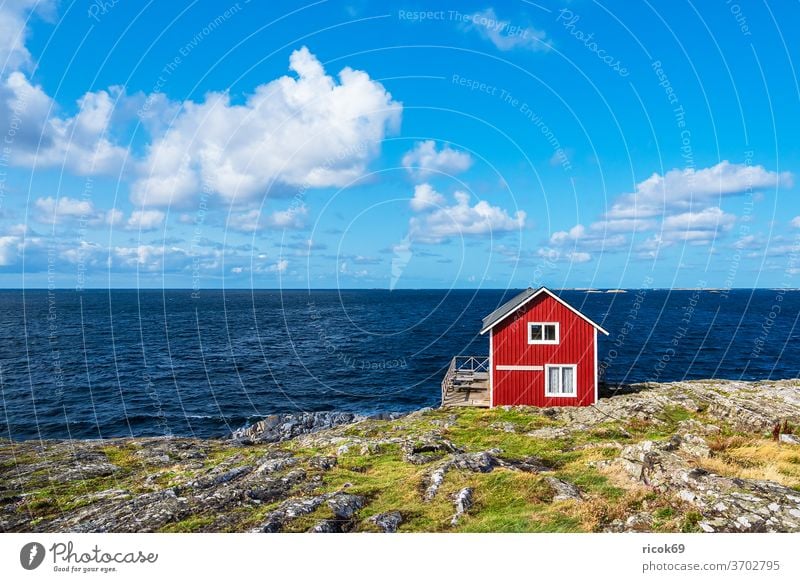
xmin=699 ymin=440 xmax=800 ymax=488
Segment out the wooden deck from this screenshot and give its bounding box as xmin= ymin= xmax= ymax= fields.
xmin=441 ymin=356 xmax=490 ymax=408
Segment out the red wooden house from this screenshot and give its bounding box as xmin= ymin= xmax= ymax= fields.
xmin=441 ymin=287 xmax=608 ymax=408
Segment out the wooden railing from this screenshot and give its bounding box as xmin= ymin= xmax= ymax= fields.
xmin=441 ymin=356 xmax=490 ymax=406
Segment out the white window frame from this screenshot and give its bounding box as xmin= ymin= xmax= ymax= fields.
xmin=544 ymin=364 xmax=578 ymax=397
xmin=528 ymin=322 xmax=559 ymax=345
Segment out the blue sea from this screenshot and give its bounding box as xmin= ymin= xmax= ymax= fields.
xmin=0 ymin=289 xmax=798 ymax=440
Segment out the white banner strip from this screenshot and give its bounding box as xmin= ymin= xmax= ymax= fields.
xmin=1 ymin=533 xmax=799 ymax=581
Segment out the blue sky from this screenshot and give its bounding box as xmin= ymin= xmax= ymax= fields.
xmin=0 ymin=0 xmax=798 ymax=289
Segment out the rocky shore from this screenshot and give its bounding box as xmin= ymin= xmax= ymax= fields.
xmin=2 ymin=379 xmax=800 ymax=533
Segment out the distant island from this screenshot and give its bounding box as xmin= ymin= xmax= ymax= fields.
xmin=2 ymin=379 xmax=799 ymax=533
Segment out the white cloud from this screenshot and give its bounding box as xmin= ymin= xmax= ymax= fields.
xmin=32 ymin=196 xmax=123 ymax=226
xmin=605 ymin=161 xmax=791 ymax=220
xmin=227 ymin=210 xmax=261 ymax=233
xmin=0 ymin=236 xmax=21 ymax=266
xmin=34 ymin=196 xmax=94 ymax=220
xmin=402 ymin=140 xmax=473 ymax=180
xmin=791 ymin=216 xmax=800 ymax=228
xmin=125 ymin=209 xmax=166 ymax=231
xmin=0 ymin=0 xmax=56 ymax=71
xmin=268 ymin=259 xmax=288 ymax=273
xmin=542 ymin=223 xmax=627 ymax=262
xmin=536 ymin=248 xmax=591 ymax=264
xmin=229 ymin=205 xmax=309 ymax=232
xmin=409 ymin=183 xmax=446 ymax=211
xmin=733 ymin=234 xmax=763 ymax=250
xmin=661 ymin=206 xmax=735 ymax=234
xmin=266 ymin=205 xmax=308 ymax=229
xmin=635 ymin=207 xmax=737 ymax=258
xmin=545 ymin=161 xmax=791 ymax=260
xmin=132 ymin=47 xmax=402 ymax=207
xmin=589 ymin=218 xmax=656 ymax=233
xmin=463 ymin=8 xmax=550 ymax=52
xmin=569 ymin=251 xmax=591 ymax=263
xmin=0 ymin=2 xmax=129 ymax=175
xmin=284 ymin=238 xmax=325 ymax=256
xmin=105 ymin=208 xmax=124 ymax=226
xmin=550 ymin=224 xmax=625 ymax=249
xmin=409 ymin=188 xmax=525 ymax=244
xmin=1 ymin=73 xmax=129 ymax=174
xmin=109 ymin=244 xmax=223 ymax=273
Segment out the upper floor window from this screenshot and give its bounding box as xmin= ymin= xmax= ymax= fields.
xmin=528 ymin=322 xmax=559 ymax=344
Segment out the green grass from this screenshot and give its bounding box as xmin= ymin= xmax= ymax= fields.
xmin=161 ymin=514 xmax=216 ymax=533
xmin=0 ymin=401 xmax=774 ymax=533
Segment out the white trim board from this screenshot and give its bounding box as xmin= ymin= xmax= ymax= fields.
xmin=480 ymin=287 xmax=610 ymax=336
xmin=593 ymin=327 xmax=598 ymax=405
xmin=489 ymin=329 xmax=494 ymax=408
xmin=495 ymin=365 xmax=544 ymax=371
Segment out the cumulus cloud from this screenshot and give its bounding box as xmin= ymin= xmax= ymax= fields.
xmin=125 ymin=209 xmax=166 ymax=231
xmin=549 ymin=224 xmax=625 ymax=249
xmin=791 ymin=216 xmax=800 ymax=228
xmin=402 ymin=140 xmax=473 ymax=180
xmin=132 ymin=47 xmax=402 ymax=207
xmin=109 ymin=244 xmax=225 ymax=273
xmin=605 ymin=161 xmax=791 ymax=220
xmin=228 ymin=205 xmax=309 ymax=233
xmin=0 ymin=0 xmax=56 ymax=72
xmin=639 ymin=207 xmax=736 ymax=253
xmin=267 ymin=205 xmax=309 ymax=229
xmin=546 ymin=161 xmax=792 ymax=261
xmin=0 ymin=235 xmax=23 ymax=266
xmin=268 ymin=259 xmax=288 ymax=273
xmin=539 ymin=223 xmax=627 ymax=263
xmin=1 ymin=73 xmax=129 ymax=174
xmin=409 ymin=183 xmax=446 ymax=211
xmin=462 ymin=8 xmax=550 ymax=52
xmin=661 ymin=206 xmax=735 ymax=235
xmin=536 ymin=248 xmax=591 ymax=264
xmin=34 ymin=196 xmax=94 ymax=221
xmin=32 ymin=196 xmax=122 ymax=226
xmin=408 ymin=185 xmax=525 ymax=244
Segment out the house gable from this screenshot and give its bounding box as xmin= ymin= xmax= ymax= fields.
xmin=480 ymin=287 xmax=609 ymax=336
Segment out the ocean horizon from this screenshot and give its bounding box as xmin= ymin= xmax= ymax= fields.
xmin=1 ymin=288 xmax=797 ymax=441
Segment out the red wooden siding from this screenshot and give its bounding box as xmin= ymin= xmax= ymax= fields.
xmin=491 ymin=293 xmax=596 ymax=407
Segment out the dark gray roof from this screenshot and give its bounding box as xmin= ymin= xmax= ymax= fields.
xmin=481 ymin=287 xmax=538 ymax=332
